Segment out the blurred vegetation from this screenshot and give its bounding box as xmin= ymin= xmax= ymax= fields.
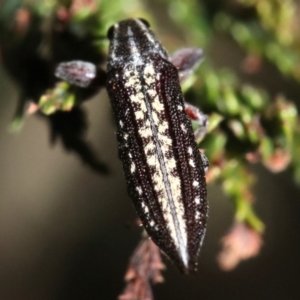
xmin=0 ymin=0 xmax=300 ymax=283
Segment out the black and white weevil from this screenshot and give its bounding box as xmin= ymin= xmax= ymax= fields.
xmin=55 ymin=18 xmax=209 ymax=273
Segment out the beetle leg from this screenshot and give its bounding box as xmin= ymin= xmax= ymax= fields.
xmin=199 ymin=150 xmax=209 ymax=174
xmin=170 ymin=48 xmax=204 ymax=82
xmin=184 ymin=102 xmax=208 ymax=142
xmin=55 ymin=60 xmax=106 ymax=88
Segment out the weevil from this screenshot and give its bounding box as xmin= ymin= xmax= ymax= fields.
xmin=55 ymin=18 xmax=208 ymax=273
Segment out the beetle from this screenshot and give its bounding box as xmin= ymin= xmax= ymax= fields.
xmin=55 ymin=18 xmax=208 ymax=273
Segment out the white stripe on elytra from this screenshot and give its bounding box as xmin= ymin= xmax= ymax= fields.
xmin=145 ymin=65 xmax=189 ymax=267
xmin=135 ymin=19 xmax=156 ymax=45
xmin=124 ymin=64 xmax=189 ymax=266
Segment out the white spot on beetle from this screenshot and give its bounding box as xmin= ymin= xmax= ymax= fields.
xmin=152 ymin=96 xmax=164 ymax=112
xmin=152 ymin=111 xmax=160 ymax=123
xmin=168 ymin=158 xmax=177 ymax=169
xmin=147 ymin=155 xmax=156 ymax=166
xmin=189 ymin=159 xmax=195 ymax=168
xmin=158 ymin=121 xmax=168 ymax=133
xmin=147 ymin=89 xmax=156 ymax=97
xmin=144 ymin=64 xmax=155 ymax=76
xmin=140 ymin=127 xmax=152 ymax=138
xmin=145 ymin=141 xmax=155 ymax=153
xmin=136 ymin=186 xmax=142 ymax=195
xmin=193 ymin=180 xmax=199 ymax=187
xmin=131 ymin=162 xmax=136 ymax=173
xmin=135 ymin=110 xmax=144 ymax=120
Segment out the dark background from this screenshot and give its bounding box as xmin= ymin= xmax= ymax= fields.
xmin=1 ymin=16 xmax=300 ymax=300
